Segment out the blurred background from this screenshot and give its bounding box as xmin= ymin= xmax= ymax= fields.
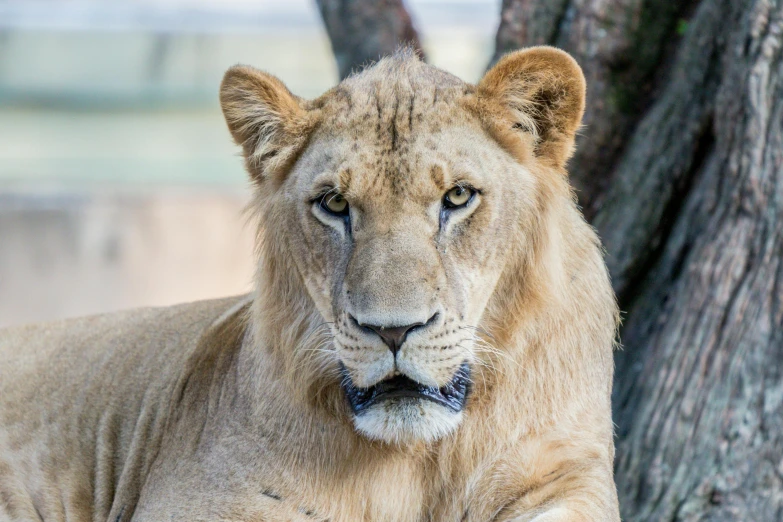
xmin=0 ymin=0 xmax=498 ymax=328
xmin=4 ymin=1 xmax=780 ymax=518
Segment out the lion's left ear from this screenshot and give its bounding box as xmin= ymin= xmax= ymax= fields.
xmin=478 ymin=46 xmax=586 ymax=168
xmin=220 ymin=65 xmax=311 ymax=181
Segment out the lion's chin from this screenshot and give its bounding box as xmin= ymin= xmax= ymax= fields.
xmin=340 ymin=362 xmax=471 ymax=444
xmin=352 ymin=399 xmax=464 ymax=444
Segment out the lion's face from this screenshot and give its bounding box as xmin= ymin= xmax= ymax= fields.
xmin=220 ymin=48 xmax=586 ymax=444
xmin=284 ymin=111 xmax=534 ymax=442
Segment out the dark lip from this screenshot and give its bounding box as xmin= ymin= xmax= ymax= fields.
xmin=340 ymin=362 xmax=471 ymax=415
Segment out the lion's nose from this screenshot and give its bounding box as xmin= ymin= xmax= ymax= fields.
xmin=353 ymin=314 xmax=437 ymax=356
xmin=365 ymin=323 xmax=420 ymax=355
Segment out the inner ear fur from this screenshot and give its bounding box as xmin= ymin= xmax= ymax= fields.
xmin=220 ymin=65 xmax=311 ymax=181
xmin=478 ymin=46 xmax=586 ymax=168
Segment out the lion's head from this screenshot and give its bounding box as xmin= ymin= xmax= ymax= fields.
xmin=220 ymin=48 xmax=591 ymax=444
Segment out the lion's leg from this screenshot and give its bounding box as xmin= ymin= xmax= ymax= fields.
xmin=506 ymin=502 xmax=619 ymax=522
xmin=496 ymin=464 xmax=620 ymax=522
xmin=527 ymin=506 xmax=609 ymax=522
xmin=528 ymin=507 xmax=579 ymax=521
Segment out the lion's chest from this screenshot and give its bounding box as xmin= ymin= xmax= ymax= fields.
xmin=134 ymin=429 xmax=514 ymax=522
xmin=251 ymin=455 xmax=433 ymax=522
xmin=235 ymin=456 xmax=505 ymax=522
xmin=201 ymin=449 xmax=484 ymax=522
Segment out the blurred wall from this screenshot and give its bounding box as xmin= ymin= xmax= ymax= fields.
xmin=0 ymin=190 xmax=254 ymax=328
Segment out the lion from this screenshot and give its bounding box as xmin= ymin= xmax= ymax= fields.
xmin=0 ymin=47 xmax=620 ymax=521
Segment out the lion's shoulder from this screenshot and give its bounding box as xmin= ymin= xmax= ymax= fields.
xmin=0 ymin=294 xmax=252 ymax=432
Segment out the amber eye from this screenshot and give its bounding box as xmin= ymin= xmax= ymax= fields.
xmin=321 ymin=192 xmax=349 ymax=216
xmin=443 ymin=186 xmax=474 ymax=209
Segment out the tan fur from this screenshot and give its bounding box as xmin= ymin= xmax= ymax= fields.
xmin=0 ymin=47 xmax=620 ymax=521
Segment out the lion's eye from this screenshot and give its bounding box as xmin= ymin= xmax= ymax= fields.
xmin=443 ymin=186 xmax=474 ymax=209
xmin=321 ymin=192 xmax=349 ymax=216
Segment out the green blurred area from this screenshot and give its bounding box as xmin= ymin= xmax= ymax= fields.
xmin=0 ymin=21 xmax=337 ymax=187
xmin=0 ymin=106 xmax=247 ymax=187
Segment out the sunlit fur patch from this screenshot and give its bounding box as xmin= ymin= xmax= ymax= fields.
xmin=352 ymin=398 xmax=463 ymax=444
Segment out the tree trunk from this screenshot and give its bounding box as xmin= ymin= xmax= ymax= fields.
xmin=315 ymin=0 xmax=425 ymax=80
xmin=495 ymin=0 xmax=783 ymax=520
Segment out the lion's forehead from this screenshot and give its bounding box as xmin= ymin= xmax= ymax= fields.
xmin=304 ymin=92 xmax=495 ymax=203
xmin=295 ymin=58 xmax=523 ymax=205
xmin=321 ymin=79 xmax=473 ymax=142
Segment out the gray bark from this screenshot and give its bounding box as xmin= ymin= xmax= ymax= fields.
xmin=315 ymin=0 xmax=425 ymax=80
xmin=495 ymin=0 xmax=783 ymax=520
xmin=612 ymin=1 xmax=783 ymax=519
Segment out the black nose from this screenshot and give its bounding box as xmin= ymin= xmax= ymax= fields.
xmin=353 ymin=314 xmax=437 ymax=355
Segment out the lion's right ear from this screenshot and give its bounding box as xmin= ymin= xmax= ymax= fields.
xmin=220 ymin=65 xmax=310 ymax=181
xmin=478 ymin=47 xmax=586 ymax=169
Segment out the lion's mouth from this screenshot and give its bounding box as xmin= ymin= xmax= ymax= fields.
xmin=340 ymin=362 xmax=471 ymax=414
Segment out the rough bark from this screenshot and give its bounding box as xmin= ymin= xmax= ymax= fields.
xmin=315 ymin=0 xmax=425 ymax=80
xmin=612 ymin=2 xmax=783 ymax=519
xmin=494 ymin=0 xmax=783 ymax=520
